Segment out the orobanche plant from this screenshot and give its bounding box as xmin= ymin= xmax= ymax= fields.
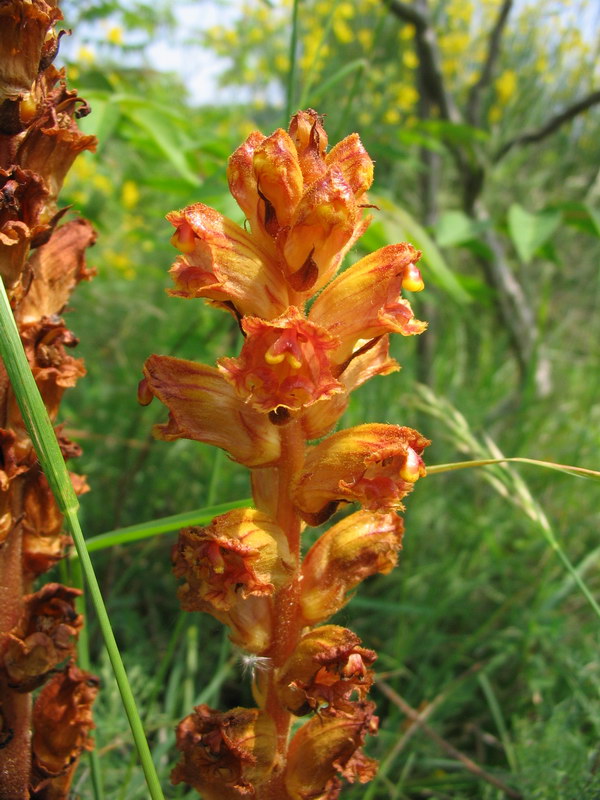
xmin=0 ymin=2 xmax=99 ymax=797
xmin=140 ymin=109 xmax=429 ymax=799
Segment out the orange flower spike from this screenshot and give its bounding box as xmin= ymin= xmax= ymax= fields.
xmin=172 ymin=705 xmax=278 ymax=799
xmin=300 ymin=511 xmax=405 ymax=625
xmin=167 ymin=203 xmax=288 ymax=319
xmin=276 ymin=625 xmax=376 ymax=715
xmin=284 ymin=701 xmax=379 ymax=800
xmin=139 ymin=355 xmax=281 ymax=468
xmin=219 ymin=306 xmax=343 ymax=414
xmin=292 ymin=423 xmax=430 ymax=525
xmin=253 ymin=129 xmax=304 ymax=231
xmin=309 ymin=243 xmax=427 ymax=365
xmin=171 ymin=508 xmax=294 ymax=613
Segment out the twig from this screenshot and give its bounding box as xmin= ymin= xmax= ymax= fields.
xmin=494 ymin=88 xmax=600 ymax=161
xmin=382 ymin=0 xmax=461 ymax=123
xmin=466 ymin=0 xmax=513 ymax=125
xmin=378 ymin=680 xmax=523 ymax=799
xmin=376 ymin=663 xmax=482 ymax=756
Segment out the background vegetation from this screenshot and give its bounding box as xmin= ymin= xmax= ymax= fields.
xmin=49 ymin=0 xmax=600 ymax=796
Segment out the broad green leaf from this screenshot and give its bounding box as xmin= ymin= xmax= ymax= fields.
xmin=554 ymin=202 xmax=600 ymax=238
xmin=507 ymin=204 xmax=561 ymax=264
xmin=123 ymin=105 xmax=201 ymax=187
xmin=373 ymin=195 xmax=472 ymax=304
xmin=435 ymin=210 xmax=485 ymax=247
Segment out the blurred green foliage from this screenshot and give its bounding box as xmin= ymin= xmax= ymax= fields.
xmin=46 ymin=0 xmax=600 ymax=796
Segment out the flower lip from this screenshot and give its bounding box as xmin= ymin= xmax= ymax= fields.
xmin=218 ymin=306 xmax=343 ymax=414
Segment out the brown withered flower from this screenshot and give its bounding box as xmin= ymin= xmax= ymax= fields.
xmin=30 ymin=663 xmax=99 ymax=799
xmin=0 ymin=584 xmax=82 ymax=692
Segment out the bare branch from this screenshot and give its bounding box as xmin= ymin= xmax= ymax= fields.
xmin=382 ymin=0 xmax=427 ymax=30
xmin=382 ymin=0 xmax=461 ymax=123
xmin=494 ymin=88 xmax=600 ymax=161
xmin=466 ymin=0 xmax=513 ymax=126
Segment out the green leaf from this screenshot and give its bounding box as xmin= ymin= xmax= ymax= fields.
xmin=435 ymin=210 xmax=485 ymax=247
xmin=372 ymin=195 xmax=472 ymax=304
xmin=507 ymin=204 xmax=561 ymax=264
xmin=123 ymin=104 xmax=201 ymax=187
xmin=427 ymin=457 xmax=600 ymax=482
xmin=83 ymin=499 xmax=251 ymax=553
xmin=554 ymin=202 xmax=600 ymax=238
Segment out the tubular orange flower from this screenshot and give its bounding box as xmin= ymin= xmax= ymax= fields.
xmin=284 ymin=701 xmax=379 ymax=800
xmin=292 ymin=423 xmax=430 ymax=525
xmin=309 ymin=243 xmax=427 ymax=365
xmin=219 ymin=306 xmax=342 ymax=414
xmin=139 ymin=355 xmax=281 ymax=467
xmin=299 ymin=511 xmax=405 ymax=625
xmin=172 ymin=508 xmax=294 ymax=612
xmin=168 ymin=202 xmax=289 ymax=319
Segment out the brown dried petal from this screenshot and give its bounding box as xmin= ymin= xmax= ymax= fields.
xmin=19 ymin=218 xmax=96 ymax=322
xmin=277 ymin=625 xmax=376 ymax=715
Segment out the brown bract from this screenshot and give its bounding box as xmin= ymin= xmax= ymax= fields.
xmin=0 ymin=0 xmax=61 ymax=102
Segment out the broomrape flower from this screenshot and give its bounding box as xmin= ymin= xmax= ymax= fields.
xmin=142 ymin=109 xmax=429 ymax=798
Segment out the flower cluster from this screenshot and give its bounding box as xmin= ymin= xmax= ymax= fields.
xmin=141 ymin=109 xmax=429 ymax=799
xmin=0 ymin=2 xmax=98 ymax=797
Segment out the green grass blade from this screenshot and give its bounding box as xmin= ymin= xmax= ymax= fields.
xmin=0 ymin=279 xmax=165 ymax=800
xmin=305 ymin=58 xmax=368 ymax=104
xmin=427 ymin=457 xmax=600 ymax=481
xmin=72 ymin=559 xmax=104 ymax=800
xmin=285 ymin=0 xmax=301 ymax=121
xmin=82 ymin=498 xmax=252 ymax=553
